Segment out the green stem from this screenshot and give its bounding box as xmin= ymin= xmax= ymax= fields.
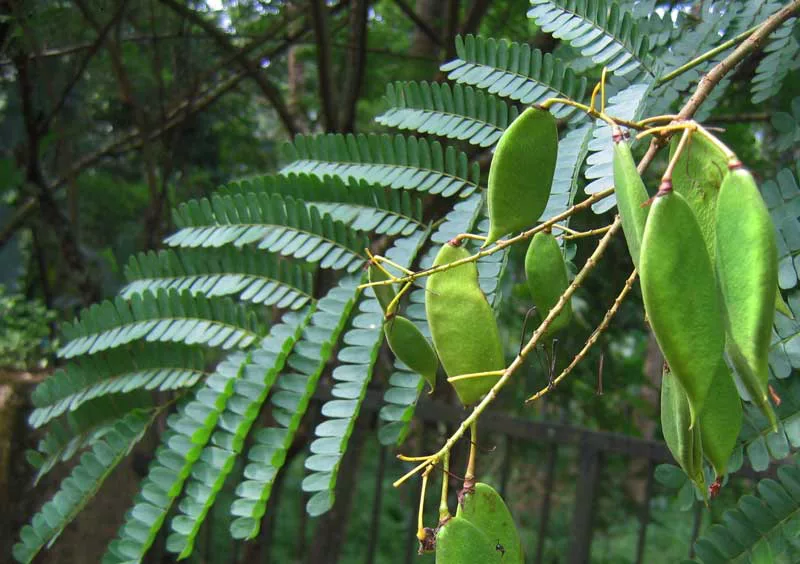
xmin=438 ymin=451 xmax=451 ymax=521
xmin=360 ymin=187 xmax=614 ymax=293
xmin=656 ymin=23 xmax=760 ymax=85
xmin=464 ymin=421 xmax=477 ymax=487
xmin=393 ymin=217 xmax=622 ymax=488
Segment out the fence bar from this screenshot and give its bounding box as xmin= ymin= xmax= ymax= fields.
xmin=365 ymin=446 xmax=388 ymax=564
xmin=499 ymin=435 xmax=513 ymax=498
xmin=534 ymin=442 xmax=559 ymax=564
xmin=568 ymin=439 xmax=603 ymax=564
xmin=635 ymin=461 xmax=655 ymax=564
xmin=689 ymin=502 xmax=703 ymax=559
xmin=405 ymin=423 xmax=428 ymax=564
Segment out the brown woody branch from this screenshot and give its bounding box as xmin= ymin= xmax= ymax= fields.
xmin=309 ymin=0 xmax=338 ymax=132
xmin=0 ymin=10 xmax=320 ymax=250
xmin=158 ymin=0 xmax=300 ymax=136
xmin=339 ymin=0 xmax=369 ymax=132
xmin=393 ymin=0 xmax=442 ymax=48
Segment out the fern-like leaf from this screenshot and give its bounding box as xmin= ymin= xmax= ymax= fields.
xmin=167 ymin=192 xmax=368 ymax=272
xmin=123 ymin=247 xmax=314 ymax=309
xmin=302 ymin=296 xmax=383 ymax=516
xmin=303 ymin=230 xmax=427 ymax=514
xmin=14 ymin=411 xmax=152 ymax=564
xmin=26 ymin=392 xmax=152 ymax=484
xmin=763 ymin=162 xmax=800 ymax=290
xmin=692 ymin=463 xmax=800 ymax=563
xmin=229 ymin=277 xmax=361 ymax=539
xmin=281 ymin=133 xmax=480 ymax=197
xmin=376 ymin=81 xmax=520 ymax=147
xmin=650 ymin=3 xmax=742 ymax=121
xmin=752 ymin=12 xmax=800 ymax=104
xmin=584 ymin=80 xmax=655 ymax=213
xmin=771 ymin=97 xmax=800 ymax=153
xmin=378 ymin=194 xmax=484 ymax=445
xmin=527 ymin=0 xmax=655 ymax=76
xmin=440 ymin=35 xmax=586 ymax=119
xmin=221 ymin=173 xmax=425 ymax=236
xmin=102 ymin=351 xmax=252 ymax=563
xmin=59 ymin=289 xmax=264 ymax=359
xmin=770 ymin=289 xmax=800 ymax=380
xmin=166 ymin=309 xmax=311 ymax=557
xmin=541 ymin=124 xmax=594 ymax=222
xmin=29 ymin=343 xmax=206 ymax=428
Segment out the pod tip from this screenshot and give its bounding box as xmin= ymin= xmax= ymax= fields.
xmin=655 ymin=179 xmax=673 ymax=196
xmin=708 ymin=476 xmax=723 ymax=500
xmin=728 ymin=159 xmax=744 ymax=171
xmin=611 ymin=126 xmax=624 ymax=143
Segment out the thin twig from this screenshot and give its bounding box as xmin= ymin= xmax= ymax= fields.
xmin=393 ymin=217 xmax=622 ymax=487
xmin=677 ymin=0 xmax=800 ymax=120
xmin=394 ymin=0 xmax=800 ymax=492
xmin=526 ymin=269 xmax=638 ymax=403
xmin=361 ymin=187 xmax=615 ymax=291
xmin=656 ymin=23 xmax=760 ymax=85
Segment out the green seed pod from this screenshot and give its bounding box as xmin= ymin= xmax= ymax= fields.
xmin=384 ymin=315 xmax=438 ymax=393
xmin=669 ymin=132 xmax=729 ymax=264
xmin=435 ymin=516 xmax=500 ymax=563
xmin=368 ymin=262 xmax=397 ymax=314
xmin=485 ymin=107 xmax=558 ymax=245
xmin=640 ymin=189 xmax=725 ymax=427
xmin=426 ymin=242 xmax=505 ymax=406
xmin=612 ymin=134 xmax=650 ymax=268
xmin=524 ymin=231 xmax=572 ymax=335
xmin=661 ymin=365 xmax=705 ymax=493
xmin=699 ymin=362 xmax=742 ymax=480
xmin=455 ymin=483 xmax=523 ymax=563
xmin=715 ymin=164 xmax=779 ymax=430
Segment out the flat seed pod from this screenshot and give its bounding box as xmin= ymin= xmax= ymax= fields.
xmin=716 ymin=165 xmax=779 ymax=429
xmin=669 ymin=135 xmax=787 ymax=319
xmin=485 ymin=107 xmax=558 ymax=245
xmin=456 ymin=483 xmax=523 ymax=563
xmin=640 ymin=190 xmax=724 ymax=427
xmin=435 ymin=516 xmax=500 ymax=563
xmin=612 ymin=136 xmax=650 ymax=268
xmin=426 ymin=242 xmax=505 ymax=406
xmin=700 ymin=362 xmax=742 ymax=480
xmin=524 ymin=231 xmax=572 ymax=335
xmin=368 ymin=263 xmax=397 ymax=314
xmin=384 ymin=315 xmax=438 ymax=393
xmin=669 ymin=132 xmax=728 ymax=263
xmin=661 ymin=365 xmax=705 ymax=493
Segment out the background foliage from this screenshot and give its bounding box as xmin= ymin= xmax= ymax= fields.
xmin=3 ymin=0 xmax=800 ymax=562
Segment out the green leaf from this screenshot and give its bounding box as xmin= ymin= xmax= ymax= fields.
xmin=103 ymin=351 xmax=251 ymax=563
xmin=123 ymin=247 xmax=314 ymax=309
xmin=655 ymin=464 xmax=688 ymax=490
xmin=168 ymin=192 xmax=368 ymax=273
xmin=693 ymin=463 xmax=800 ymax=562
xmin=29 ymin=343 xmax=206 ymax=429
xmin=229 ymin=277 xmax=361 ymax=539
xmin=58 ymin=290 xmax=264 ymax=359
xmin=378 ymin=82 xmax=520 ymax=147
xmin=303 ymin=229 xmax=427 ymax=513
xmin=584 ymin=81 xmax=655 ymax=214
xmin=443 ymin=35 xmax=587 ymax=120
xmin=281 ymin=133 xmax=480 ymax=198
xmin=13 ymin=412 xmax=151 ymax=563
xmin=527 ymin=0 xmax=655 ymax=76
xmin=166 ymin=310 xmax=311 ymax=558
